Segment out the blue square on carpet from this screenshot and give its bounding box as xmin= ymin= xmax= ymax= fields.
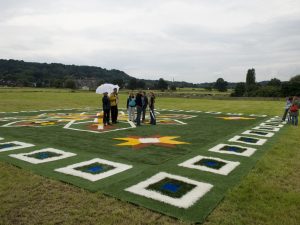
xmin=161 ymin=183 xmax=181 ymax=193
xmin=87 ymin=165 xmax=103 ymax=173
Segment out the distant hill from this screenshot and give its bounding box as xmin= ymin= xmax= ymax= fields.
xmin=0 ymin=59 xmax=200 ymax=89
xmin=0 ymin=59 xmax=133 ymax=89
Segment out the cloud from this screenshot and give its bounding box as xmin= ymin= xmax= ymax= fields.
xmin=0 ymin=0 xmax=300 ymax=82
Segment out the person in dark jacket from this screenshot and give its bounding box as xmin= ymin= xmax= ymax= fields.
xmin=149 ymin=92 xmax=156 ymax=125
xmin=135 ymin=91 xmax=143 ymax=126
xmin=142 ymin=91 xmax=148 ymax=123
xmin=102 ymin=92 xmax=111 ymax=126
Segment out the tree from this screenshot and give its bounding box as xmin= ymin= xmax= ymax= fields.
xmin=204 ymin=85 xmax=213 ymax=91
xmin=157 ymin=78 xmax=168 ymax=91
xmin=112 ymin=78 xmax=125 ymax=89
xmin=127 ymin=78 xmax=137 ymax=90
xmin=231 ymin=82 xmax=246 ymax=97
xmin=268 ymin=78 xmax=281 ymax=87
xmin=170 ymin=85 xmax=177 ymax=91
xmin=214 ymin=78 xmax=228 ymax=92
xmin=245 ymin=68 xmax=258 ymax=95
xmin=246 ymin=68 xmax=256 ymax=86
xmin=64 ymin=79 xmax=76 ymax=89
xmin=290 ymin=74 xmax=300 ymax=83
xmin=136 ymin=80 xmax=146 ymax=89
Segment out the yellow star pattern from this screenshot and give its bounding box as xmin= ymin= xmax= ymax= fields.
xmin=114 ymin=136 xmax=188 ymax=147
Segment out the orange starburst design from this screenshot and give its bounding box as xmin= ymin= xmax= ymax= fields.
xmin=114 ymin=136 xmax=189 ymax=149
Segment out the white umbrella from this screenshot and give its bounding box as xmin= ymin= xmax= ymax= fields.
xmin=95 ymin=83 xmax=119 ymax=94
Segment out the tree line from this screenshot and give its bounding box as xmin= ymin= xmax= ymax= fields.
xmin=206 ymin=69 xmax=300 ymax=97
xmin=231 ymin=69 xmax=300 ymax=97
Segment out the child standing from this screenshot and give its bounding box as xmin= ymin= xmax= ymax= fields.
xmin=102 ymin=92 xmax=111 ymax=126
xmin=127 ymin=92 xmax=136 ymax=121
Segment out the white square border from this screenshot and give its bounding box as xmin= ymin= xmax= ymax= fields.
xmin=259 ymin=123 xmax=284 ymax=128
xmin=0 ymin=137 xmax=3 ymax=141
xmin=0 ymin=141 xmax=35 ymax=152
xmin=228 ymin=135 xmax=267 ymax=146
xmin=205 ymin=111 xmax=222 ymax=115
xmin=208 ymin=143 xmax=257 ymax=157
xmin=242 ymin=130 xmax=274 ymax=138
xmin=252 ymin=126 xmax=280 ymax=132
xmin=55 ymin=158 xmax=132 ymax=182
xmin=249 ymin=114 xmax=267 ymax=117
xmin=125 ymin=172 xmax=213 ymax=209
xmin=178 ymin=155 xmax=240 ymax=175
xmin=226 ymin=113 xmax=244 ymax=116
xmin=9 ymin=148 xmax=76 ymax=164
xmin=265 ymin=119 xmax=286 ymax=124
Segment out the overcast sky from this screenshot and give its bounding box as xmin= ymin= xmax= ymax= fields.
xmin=0 ymin=0 xmax=300 ymax=83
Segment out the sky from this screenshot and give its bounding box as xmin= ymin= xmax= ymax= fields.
xmin=0 ymin=0 xmax=300 ymax=83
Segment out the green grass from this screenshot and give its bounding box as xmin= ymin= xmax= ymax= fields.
xmin=0 ymin=88 xmax=299 ymax=225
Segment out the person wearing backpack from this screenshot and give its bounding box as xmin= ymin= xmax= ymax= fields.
xmin=126 ymin=92 xmax=136 ymax=121
xmin=290 ymin=96 xmax=299 ymax=126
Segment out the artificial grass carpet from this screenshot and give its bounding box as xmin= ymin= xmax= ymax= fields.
xmin=0 ymin=109 xmax=285 ymax=223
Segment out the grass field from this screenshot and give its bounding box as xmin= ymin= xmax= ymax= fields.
xmin=0 ymin=88 xmax=299 ymax=225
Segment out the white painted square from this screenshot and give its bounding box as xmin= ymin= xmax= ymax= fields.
xmin=139 ymin=138 xmax=160 ymax=144
xmin=252 ymin=126 xmax=280 ymax=132
xmin=266 ymin=119 xmax=286 ymax=124
xmin=259 ymin=123 xmax=284 ymax=128
xmin=228 ymin=135 xmax=267 ymax=146
xmin=208 ymin=143 xmax=257 ymax=157
xmin=249 ymin=114 xmax=267 ymax=117
xmin=0 ymin=137 xmax=3 ymax=141
xmin=0 ymin=141 xmax=35 ymax=152
xmin=178 ymin=155 xmax=240 ymax=175
xmin=205 ymin=111 xmax=222 ymax=114
xmin=55 ymin=158 xmax=132 ymax=182
xmin=226 ymin=113 xmax=243 ymax=116
xmin=125 ymin=172 xmax=213 ymax=208
xmin=9 ymin=148 xmax=76 ymax=164
xmin=242 ymin=130 xmax=274 ymax=138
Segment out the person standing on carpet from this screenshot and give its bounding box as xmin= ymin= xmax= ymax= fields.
xmin=110 ymin=88 xmax=119 ymax=124
xmin=135 ymin=90 xmax=143 ymax=126
xmin=282 ymin=96 xmax=293 ymax=122
xmin=149 ymin=92 xmax=156 ymax=125
xmin=102 ymin=92 xmax=111 ymax=126
xmin=127 ymin=92 xmax=136 ymax=121
xmin=290 ymin=96 xmax=299 ymax=126
xmin=142 ymin=91 xmax=148 ymax=123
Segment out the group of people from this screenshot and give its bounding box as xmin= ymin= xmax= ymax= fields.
xmin=101 ymin=88 xmax=156 ymax=126
xmin=282 ymin=96 xmax=299 ymax=126
xmin=126 ymin=91 xmax=156 ymax=126
xmin=102 ymin=88 xmax=119 ymax=126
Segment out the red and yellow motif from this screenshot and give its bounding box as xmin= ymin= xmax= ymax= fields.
xmin=114 ymin=136 xmax=189 ymax=148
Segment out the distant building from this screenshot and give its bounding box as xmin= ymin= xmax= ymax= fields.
xmin=76 ymin=78 xmax=99 ymax=90
xmin=81 ymin=86 xmax=90 ymax=91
